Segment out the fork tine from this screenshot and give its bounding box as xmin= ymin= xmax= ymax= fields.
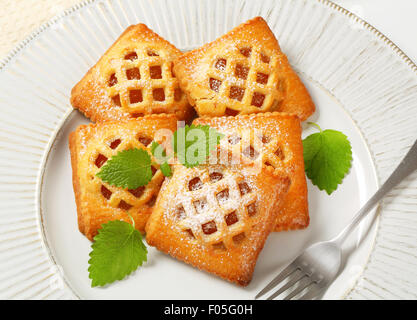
xmin=255 ymin=263 xmax=298 ymax=299
xmin=283 ymin=277 xmax=313 ymax=300
xmin=298 ymin=283 xmax=322 ymax=300
xmin=266 ymin=272 xmax=306 ymax=300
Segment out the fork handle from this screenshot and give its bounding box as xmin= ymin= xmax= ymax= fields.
xmin=331 ymin=139 xmax=417 ymax=246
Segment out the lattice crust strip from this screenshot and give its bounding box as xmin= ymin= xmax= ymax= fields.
xmin=214 ymin=127 xmax=293 ymax=173
xmin=193 ymin=112 xmax=309 ymax=232
xmin=173 ymin=17 xmax=315 ymax=120
xmin=175 ymin=167 xmax=258 ymax=250
xmin=87 ymin=130 xmax=162 ymax=210
xmin=69 ymin=115 xmax=177 ymax=241
xmin=105 ymin=46 xmax=187 ymax=115
xmin=145 ymin=163 xmax=290 ymax=286
xmin=70 ymin=23 xmax=191 ymax=122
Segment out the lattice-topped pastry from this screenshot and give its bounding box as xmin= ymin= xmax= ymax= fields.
xmin=71 ymin=24 xmax=192 ymax=122
xmin=145 ymin=164 xmax=290 ymax=285
xmin=69 ymin=115 xmax=177 ymax=240
xmin=173 ymin=17 xmax=315 ymax=120
xmin=194 ymin=112 xmax=309 ymax=231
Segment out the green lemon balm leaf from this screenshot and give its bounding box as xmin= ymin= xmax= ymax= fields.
xmin=303 ymin=125 xmax=352 ymax=195
xmin=88 ymin=220 xmax=147 ymax=287
xmin=173 ymin=124 xmax=224 ymax=168
xmin=96 ymin=148 xmax=152 ymax=189
xmin=160 ymin=162 xmax=172 ymax=177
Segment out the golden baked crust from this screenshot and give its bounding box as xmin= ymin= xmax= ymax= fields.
xmin=145 ymin=164 xmax=290 ymax=286
xmin=173 ymin=17 xmax=315 ymax=120
xmin=71 ymin=24 xmax=192 ymax=122
xmin=69 ymin=114 xmax=177 ymax=241
xmin=194 ymin=112 xmax=309 ymax=231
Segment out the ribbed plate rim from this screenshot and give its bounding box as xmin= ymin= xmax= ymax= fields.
xmin=0 ymin=0 xmax=415 ymax=300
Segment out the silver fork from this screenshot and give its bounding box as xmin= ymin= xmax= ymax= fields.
xmin=256 ymin=139 xmax=417 ymax=300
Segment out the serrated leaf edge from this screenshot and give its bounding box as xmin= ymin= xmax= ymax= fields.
xmin=88 ymin=220 xmax=148 ymax=287
xmin=303 ymin=129 xmax=353 ymax=195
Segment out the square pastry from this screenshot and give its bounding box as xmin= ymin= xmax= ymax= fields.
xmin=145 ymin=164 xmax=290 ymax=286
xmin=69 ymin=114 xmax=177 ymax=241
xmin=173 ymin=17 xmax=315 ymax=120
xmin=71 ymin=23 xmax=192 ymax=122
xmin=194 ymin=112 xmax=309 ymax=231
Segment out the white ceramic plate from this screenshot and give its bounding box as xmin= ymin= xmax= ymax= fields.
xmin=0 ymin=0 xmax=416 ymax=300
